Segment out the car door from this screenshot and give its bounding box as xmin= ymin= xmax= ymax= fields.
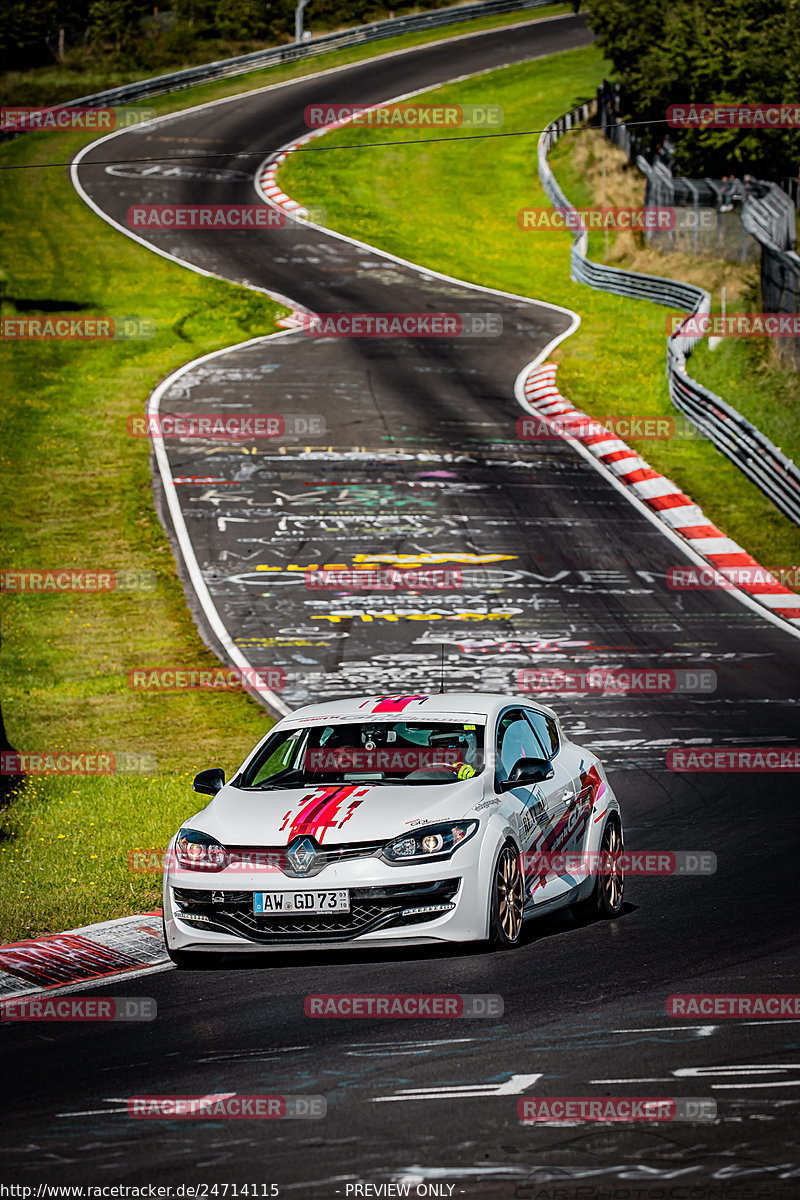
xmin=494 ymin=708 xmax=574 ymax=903
xmin=514 ymin=708 xmax=587 ymax=905
xmin=524 ymin=710 xmax=596 ymax=896
xmin=524 ymin=709 xmax=580 ymax=842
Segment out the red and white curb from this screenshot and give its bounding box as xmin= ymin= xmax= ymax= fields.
xmin=522 ymin=362 xmax=800 ymax=625
xmin=257 ymin=112 xmax=356 ymax=220
xmin=259 ymin=150 xmax=303 ymax=213
xmin=0 ymin=913 xmax=168 ymax=999
xmin=255 ymin=150 xmax=312 ymax=330
xmin=276 ymin=309 xmax=308 ymax=330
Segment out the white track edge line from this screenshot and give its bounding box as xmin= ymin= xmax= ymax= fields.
xmin=68 ymin=40 xmax=583 ymax=719
xmin=252 ymin=60 xmax=583 ymax=330
xmin=71 ymin=28 xmax=800 ymax=659
xmin=146 ymin=338 xmax=298 ymax=715
xmin=70 ymin=11 xmax=577 ymax=144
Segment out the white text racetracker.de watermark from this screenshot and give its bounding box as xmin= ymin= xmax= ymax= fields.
xmin=667 ymin=748 xmax=800 ymax=771
xmin=126 ymin=206 xmax=321 ymax=229
xmin=127 ymin=1095 xmax=325 ymax=1119
xmin=517 ymin=415 xmax=678 ymax=440
xmin=1 ymin=317 xmax=155 ymax=340
xmin=669 ymin=313 xmax=800 ymax=337
xmin=523 ymin=851 xmax=716 ymax=876
xmin=0 ymin=106 xmax=155 ymax=130
xmin=128 ymin=667 xmax=286 ymax=691
xmin=0 ymin=1190 xmax=458 ymax=1200
xmin=518 ymin=1097 xmax=717 ymax=1122
xmin=302 ymin=313 xmax=502 ymax=337
xmin=304 ymin=102 xmax=504 ymax=127
xmin=517 ymin=207 xmax=715 ymax=231
xmin=517 ymin=668 xmax=716 ymax=694
xmin=667 ymin=564 xmax=800 ymax=589
xmin=127 ymin=414 xmax=326 ymax=439
xmin=1 ymin=569 xmax=157 ymax=593
xmin=1 ymin=751 xmax=156 ymax=776
xmin=0 ymin=997 xmax=155 ymax=1022
xmin=667 ymin=102 xmax=800 ymax=128
xmin=667 ymin=993 xmax=800 ymax=1017
xmin=305 ymin=568 xmax=464 ymax=590
xmin=304 ymin=993 xmax=503 ymax=1017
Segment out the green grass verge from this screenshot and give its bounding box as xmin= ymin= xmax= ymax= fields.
xmin=0 ymin=102 xmax=284 ymax=944
xmin=690 ymin=338 xmax=800 ymax=475
xmin=1 ymin=4 xmax=569 ymax=107
xmin=0 ymin=777 xmax=192 ymax=940
xmin=278 ymin=44 xmax=800 ymax=575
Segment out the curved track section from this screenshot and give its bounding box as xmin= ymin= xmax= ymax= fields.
xmin=6 ymin=14 xmax=795 ymax=1193
xmin=70 ymin=15 xmax=596 ymax=712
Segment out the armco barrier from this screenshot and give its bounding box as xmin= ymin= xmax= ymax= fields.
xmin=742 ymin=185 xmax=800 ymax=369
xmin=538 ymin=104 xmax=800 ymax=526
xmin=1 ymin=0 xmax=552 ymax=127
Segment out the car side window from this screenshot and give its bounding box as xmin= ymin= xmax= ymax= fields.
xmin=496 ymin=710 xmax=546 ymax=781
xmin=524 ymin=710 xmax=559 ymax=758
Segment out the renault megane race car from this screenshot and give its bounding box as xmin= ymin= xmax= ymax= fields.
xmin=163 ymin=692 xmax=624 ymax=965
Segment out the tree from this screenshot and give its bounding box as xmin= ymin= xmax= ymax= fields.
xmin=586 ymin=0 xmax=800 ymax=178
xmin=87 ymin=0 xmax=152 ymax=49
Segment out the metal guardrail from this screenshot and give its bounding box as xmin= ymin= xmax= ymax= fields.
xmin=742 ymin=187 xmax=800 ymax=368
xmin=594 ymin=98 xmax=800 ymax=360
xmin=637 ymin=157 xmax=761 ymax=264
xmin=742 ymin=183 xmax=797 ymax=253
xmin=5 ymin=0 xmax=553 ymax=117
xmin=538 ymin=104 xmax=800 ymax=526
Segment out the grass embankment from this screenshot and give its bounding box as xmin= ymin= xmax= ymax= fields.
xmin=551 ymin=128 xmax=800 ymax=474
xmin=1 ymin=4 xmax=569 ymax=107
xmin=0 ymin=2 xmax=571 ymax=944
xmin=278 ymin=44 xmax=800 ymax=575
xmin=0 ymin=104 xmax=281 ymax=944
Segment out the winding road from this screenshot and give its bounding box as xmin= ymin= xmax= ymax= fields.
xmin=3 ymin=13 xmax=800 ymax=1195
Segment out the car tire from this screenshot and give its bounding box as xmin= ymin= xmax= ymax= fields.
xmin=488 ymin=842 xmax=525 ymax=949
xmin=572 ymin=816 xmax=624 ymax=921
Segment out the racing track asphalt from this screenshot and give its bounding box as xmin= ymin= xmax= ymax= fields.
xmin=3 ymin=13 xmax=800 ymax=1196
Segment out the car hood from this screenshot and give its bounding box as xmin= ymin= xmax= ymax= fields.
xmin=188 ymin=775 xmax=486 ymax=846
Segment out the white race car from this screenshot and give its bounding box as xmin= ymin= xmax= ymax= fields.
xmin=163 ymin=693 xmax=624 ymax=965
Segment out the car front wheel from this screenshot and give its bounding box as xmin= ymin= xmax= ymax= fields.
xmin=488 ymin=843 xmax=525 ymax=948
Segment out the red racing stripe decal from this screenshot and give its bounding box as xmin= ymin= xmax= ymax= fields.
xmin=366 ymin=694 xmax=430 ymax=713
xmin=280 ymin=785 xmax=368 ymax=843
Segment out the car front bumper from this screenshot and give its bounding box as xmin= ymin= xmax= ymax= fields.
xmin=163 ymin=843 xmax=491 ymax=952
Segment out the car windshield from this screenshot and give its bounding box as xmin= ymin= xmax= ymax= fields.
xmin=238 ymin=721 xmax=486 ymax=788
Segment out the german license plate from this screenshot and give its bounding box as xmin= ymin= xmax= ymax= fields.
xmin=254 ymin=890 xmax=350 ymax=914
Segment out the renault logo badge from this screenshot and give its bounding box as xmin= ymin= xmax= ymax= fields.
xmin=286 ymin=836 xmax=317 ymax=875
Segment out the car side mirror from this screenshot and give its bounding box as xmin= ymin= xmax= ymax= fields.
xmin=193 ymin=767 xmax=226 ymax=796
xmin=499 ymin=756 xmax=554 ymax=791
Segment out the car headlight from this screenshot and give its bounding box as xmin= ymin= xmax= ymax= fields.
xmin=174 ymin=827 xmax=228 ymax=872
xmin=382 ymin=821 xmax=478 ymax=864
